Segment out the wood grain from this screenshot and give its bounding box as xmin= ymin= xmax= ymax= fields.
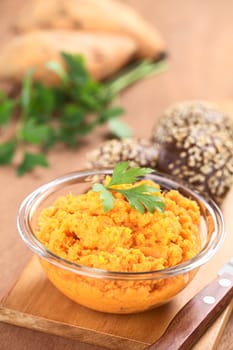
xmin=0 ymin=253 xmax=233 ymax=350
xmin=146 ymin=274 xmax=233 ymax=350
xmin=1 ymin=0 xmax=233 ymax=349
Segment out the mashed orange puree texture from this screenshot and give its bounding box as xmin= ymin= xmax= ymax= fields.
xmin=36 ymin=179 xmax=201 ymax=313
xmin=37 ymin=180 xmax=201 ymax=271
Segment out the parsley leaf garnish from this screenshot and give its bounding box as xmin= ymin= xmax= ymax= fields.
xmin=92 ymin=183 xmax=115 ymax=212
xmin=108 ymin=161 xmax=153 ymax=185
xmin=92 ymin=161 xmax=165 ymax=214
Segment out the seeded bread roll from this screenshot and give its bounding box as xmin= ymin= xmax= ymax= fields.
xmin=153 ymin=101 xmax=233 ymax=204
xmin=86 ymin=138 xmax=159 ymax=169
xmin=86 ymin=102 xmax=233 ymax=204
xmin=152 ymin=100 xmax=233 ymax=143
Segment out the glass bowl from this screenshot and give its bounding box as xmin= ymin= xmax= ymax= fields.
xmin=17 ymin=169 xmax=224 ymax=314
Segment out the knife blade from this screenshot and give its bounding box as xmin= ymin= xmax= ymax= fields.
xmin=145 ymin=259 xmax=233 ymax=350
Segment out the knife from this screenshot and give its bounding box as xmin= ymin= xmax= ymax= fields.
xmin=145 ymin=258 xmax=233 ymax=350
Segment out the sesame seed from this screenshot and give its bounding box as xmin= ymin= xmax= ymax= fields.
xmin=180 ymin=152 xmax=187 ymax=158
xmin=168 ymin=163 xmax=174 ymax=169
xmin=200 ymin=165 xmax=212 ymax=175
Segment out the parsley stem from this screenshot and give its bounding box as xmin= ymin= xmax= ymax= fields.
xmin=106 ymin=59 xmax=168 ymax=96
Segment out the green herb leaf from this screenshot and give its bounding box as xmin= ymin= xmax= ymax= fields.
xmin=73 ymin=80 xmax=106 ymax=111
xmin=116 ymin=184 xmax=165 ymax=214
xmin=92 ymin=183 xmax=115 ymax=212
xmin=0 ymin=93 xmax=15 ymax=126
xmin=108 ymin=161 xmax=154 ymax=186
xmin=17 ymin=152 xmax=49 ymax=176
xmin=93 ymin=161 xmax=165 ymax=214
xmin=60 ymin=104 xmax=87 ymax=128
xmin=29 ymin=82 xmax=56 ymax=121
xmin=56 ymin=127 xmax=80 ymax=147
xmin=0 ymin=140 xmax=16 ymax=164
xmin=18 ymin=118 xmax=54 ymax=145
xmin=46 ymin=61 xmax=69 ymax=84
xmin=108 ymin=118 xmax=132 ymax=138
xmin=62 ymin=52 xmax=89 ymax=86
xmin=98 ymin=106 xmax=124 ymax=123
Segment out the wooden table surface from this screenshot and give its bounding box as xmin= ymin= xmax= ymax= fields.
xmin=1 ymin=0 xmax=233 ymax=349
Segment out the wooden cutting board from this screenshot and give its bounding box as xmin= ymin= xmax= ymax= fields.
xmin=0 ymin=104 xmax=233 ymax=349
xmin=0 ymin=185 xmax=233 ymax=350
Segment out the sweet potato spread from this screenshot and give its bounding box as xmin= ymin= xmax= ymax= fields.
xmin=36 ymin=179 xmax=201 ymax=313
xmin=36 ymin=180 xmax=200 ymax=271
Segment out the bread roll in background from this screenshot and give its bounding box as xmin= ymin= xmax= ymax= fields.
xmin=14 ymin=0 xmax=166 ymax=60
xmin=0 ymin=31 xmax=137 ymax=85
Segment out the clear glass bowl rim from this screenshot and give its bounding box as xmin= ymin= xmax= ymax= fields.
xmin=17 ymin=168 xmax=225 ymax=281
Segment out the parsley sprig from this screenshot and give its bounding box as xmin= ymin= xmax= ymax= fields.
xmin=92 ymin=161 xmax=165 ymax=214
xmin=0 ymin=53 xmax=167 ymax=175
